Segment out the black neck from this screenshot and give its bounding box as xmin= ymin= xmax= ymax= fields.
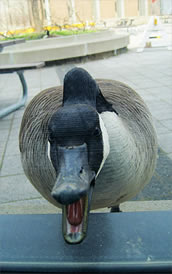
xmin=63 ymin=67 xmax=118 ymax=114
xmin=63 ymin=68 xmax=98 ymax=108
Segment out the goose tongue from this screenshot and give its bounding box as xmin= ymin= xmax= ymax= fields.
xmin=67 ymin=199 xmax=83 ymax=226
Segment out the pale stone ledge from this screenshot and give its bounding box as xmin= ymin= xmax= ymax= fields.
xmin=0 ymin=31 xmax=129 ymax=65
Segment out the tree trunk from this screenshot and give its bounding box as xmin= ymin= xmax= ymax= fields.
xmin=67 ymin=0 xmax=76 ymax=24
xmin=31 ymin=0 xmax=43 ymax=32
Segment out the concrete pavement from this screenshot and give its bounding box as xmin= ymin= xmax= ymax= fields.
xmin=0 ymin=39 xmax=172 ymax=213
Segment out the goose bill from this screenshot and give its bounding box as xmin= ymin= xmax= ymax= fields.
xmin=62 ymin=188 xmax=93 ymax=244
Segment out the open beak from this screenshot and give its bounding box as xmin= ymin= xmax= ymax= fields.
xmin=51 ymin=144 xmax=95 ymax=244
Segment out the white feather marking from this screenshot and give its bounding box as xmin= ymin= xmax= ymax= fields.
xmin=96 ymin=114 xmax=110 ymax=177
xmin=47 ymin=141 xmax=51 ymax=162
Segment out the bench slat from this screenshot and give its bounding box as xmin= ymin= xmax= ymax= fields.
xmin=0 ymin=38 xmax=25 ymax=50
xmin=0 ymin=62 xmax=45 ymax=73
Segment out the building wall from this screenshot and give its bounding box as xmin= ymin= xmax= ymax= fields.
xmin=100 ymin=0 xmax=116 ymax=19
xmin=0 ymin=0 xmax=164 ymax=33
xmin=75 ymin=0 xmax=93 ymax=22
xmin=148 ymin=0 xmax=161 ymax=16
xmin=125 ymin=0 xmax=139 ymax=17
xmin=0 ymin=0 xmax=31 ymax=32
xmin=49 ymin=0 xmax=68 ymax=25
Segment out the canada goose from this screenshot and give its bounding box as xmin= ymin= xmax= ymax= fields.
xmin=19 ymin=67 xmax=157 ymax=244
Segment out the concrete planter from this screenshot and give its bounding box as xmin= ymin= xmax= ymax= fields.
xmin=0 ymin=31 xmax=129 ymax=65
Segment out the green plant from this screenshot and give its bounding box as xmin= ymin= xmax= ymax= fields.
xmin=0 ymin=29 xmax=99 ymax=41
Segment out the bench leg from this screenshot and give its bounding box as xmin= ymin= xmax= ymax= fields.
xmin=0 ymin=70 xmax=28 ymax=119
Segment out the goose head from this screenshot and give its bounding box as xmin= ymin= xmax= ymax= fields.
xmin=48 ymin=68 xmax=110 ymax=244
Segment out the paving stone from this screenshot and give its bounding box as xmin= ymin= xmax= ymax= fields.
xmin=4 ymin=138 xmax=20 ymax=156
xmin=0 ymin=154 xmax=23 ymax=176
xmin=0 ymin=129 xmax=10 ymax=146
xmin=24 ymin=69 xmax=43 ymax=90
xmin=40 ymin=67 xmax=61 ymax=87
xmin=156 ymin=75 xmax=172 ymax=86
xmin=133 ymin=148 xmax=172 ymax=201
xmin=11 ymin=122 xmax=22 ymax=134
xmin=0 ymin=118 xmax=12 ymax=130
xmin=139 ymin=69 xmax=167 ymax=79
xmin=121 ymin=200 xmax=172 ymax=212
xmin=153 ymin=119 xmax=170 ymax=135
xmin=149 ymin=88 xmax=172 ymax=104
xmin=0 ymin=73 xmax=21 ymax=93
xmin=0 ymin=174 xmax=41 ymax=204
xmin=161 ymin=119 xmax=172 ymax=131
xmin=132 ymin=79 xmax=163 ymax=89
xmin=148 ymin=102 xmax=172 ymax=117
xmin=8 ymin=126 xmax=20 ymax=141
xmin=152 ymin=107 xmax=172 ymax=121
xmin=125 ymin=75 xmax=146 ymax=83
xmin=165 ymin=70 xmax=172 ymax=77
xmin=13 ymin=108 xmax=25 ymax=119
xmin=157 ymin=133 xmax=172 ymax=153
xmin=0 ymin=146 xmax=6 ymax=169
xmin=0 ymin=198 xmax=59 ymax=214
xmin=0 ymin=138 xmax=8 ymax=152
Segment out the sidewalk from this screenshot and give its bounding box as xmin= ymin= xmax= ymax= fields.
xmin=0 ymin=41 xmax=172 ymax=213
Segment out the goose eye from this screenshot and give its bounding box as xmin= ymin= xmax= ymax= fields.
xmin=93 ymin=127 xmax=101 ymax=137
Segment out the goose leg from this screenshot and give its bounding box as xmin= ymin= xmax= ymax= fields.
xmin=110 ymin=205 xmax=122 ymax=213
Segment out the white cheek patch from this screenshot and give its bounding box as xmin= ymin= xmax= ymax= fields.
xmin=47 ymin=141 xmax=51 ymax=162
xmin=96 ymin=114 xmax=110 ymax=177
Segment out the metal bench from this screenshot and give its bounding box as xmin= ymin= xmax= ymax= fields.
xmin=0 ymin=62 xmax=44 ymax=118
xmin=0 ymin=211 xmax=172 ymax=273
xmin=117 ymin=18 xmax=134 ymax=27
